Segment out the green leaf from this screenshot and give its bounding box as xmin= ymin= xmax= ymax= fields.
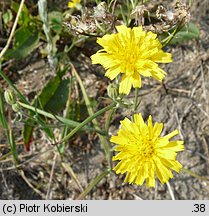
xmin=23 ymin=66 xmax=70 ymax=147
xmin=23 ymin=122 xmax=33 ymax=151
xmin=170 ymin=22 xmax=200 ymax=44
xmin=14 ymin=26 xmax=33 ymax=48
xmin=68 ymin=99 xmax=89 ymax=122
xmin=11 ymin=1 xmax=31 ymax=26
xmin=3 ymin=9 xmax=13 ymax=25
xmin=5 ymin=31 xmax=40 ymax=60
xmin=48 ymin=11 xmax=63 ymax=33
xmin=33 ymin=66 xmax=69 ymax=110
xmin=35 ymin=75 xmax=61 ymax=107
xmin=45 ymin=79 xmax=70 ymax=114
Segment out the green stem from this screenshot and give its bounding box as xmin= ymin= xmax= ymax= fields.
xmin=60 ymin=102 xmax=116 ymax=144
xmin=59 ymin=77 xmax=73 ymax=154
xmin=17 ymin=101 xmax=106 ymax=135
xmin=105 ymin=108 xmax=116 ymax=168
xmin=182 ymin=168 xmax=209 ymax=181
xmin=189 ymin=0 xmax=193 ymax=8
xmin=105 ymin=108 xmax=115 ymax=133
xmin=161 ymin=24 xmax=182 ymax=47
xmin=38 ymin=0 xmax=57 ymax=69
xmin=65 ymin=37 xmax=86 ymax=53
xmin=76 ymin=169 xmax=111 ymax=200
xmin=130 ymin=0 xmax=135 ymax=8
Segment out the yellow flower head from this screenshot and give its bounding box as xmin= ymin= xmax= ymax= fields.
xmin=111 ymin=113 xmax=184 ymax=187
xmin=68 ymin=0 xmax=81 ymax=9
xmin=91 ymin=25 xmax=172 ymax=95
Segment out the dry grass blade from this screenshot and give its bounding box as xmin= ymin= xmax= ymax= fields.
xmin=19 ymin=170 xmax=45 ymax=199
xmin=46 ymin=153 xmax=58 ymax=199
xmin=71 ymin=64 xmax=110 ymax=159
xmin=61 ymin=162 xmax=84 ymax=193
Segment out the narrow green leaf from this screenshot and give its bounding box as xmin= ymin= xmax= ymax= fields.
xmin=0 ymin=88 xmax=8 ymax=129
xmin=23 ymin=122 xmax=34 ymax=151
xmin=0 ymin=88 xmax=18 ymax=163
xmin=9 ymin=130 xmax=19 ymax=163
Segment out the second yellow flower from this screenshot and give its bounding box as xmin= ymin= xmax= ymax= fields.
xmin=91 ymin=25 xmax=172 ymax=95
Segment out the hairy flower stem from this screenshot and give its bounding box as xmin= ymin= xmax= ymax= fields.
xmin=38 ymin=0 xmax=57 ymax=69
xmin=105 ymin=108 xmax=116 ymax=168
xmin=17 ymin=101 xmax=106 ymax=135
xmin=60 ymin=102 xmax=116 ymax=144
xmin=77 ymin=169 xmax=111 ymax=199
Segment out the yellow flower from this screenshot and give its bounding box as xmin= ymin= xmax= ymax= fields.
xmin=68 ymin=0 xmax=81 ymax=9
xmin=91 ymin=25 xmax=172 ymax=95
xmin=111 ymin=113 xmax=184 ymax=187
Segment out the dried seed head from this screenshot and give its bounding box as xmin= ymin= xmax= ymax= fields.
xmin=93 ymin=2 xmax=115 ymax=25
xmin=63 ymin=2 xmax=115 ymax=36
xmin=131 ymin=5 xmax=148 ymax=25
xmin=144 ymin=23 xmax=171 ymax=34
xmin=133 ymin=1 xmax=191 ymax=34
xmin=63 ymin=14 xmax=97 ymax=35
xmin=166 ymin=10 xmax=174 ymax=21
xmin=93 ymin=2 xmax=107 ymax=20
xmin=174 ymin=0 xmax=190 ymax=25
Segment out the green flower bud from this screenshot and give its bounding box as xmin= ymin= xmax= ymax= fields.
xmin=107 ymin=83 xmax=119 ymax=100
xmin=4 ymin=89 xmax=16 ymax=105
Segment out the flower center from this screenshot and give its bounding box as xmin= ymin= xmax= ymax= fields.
xmin=120 ymin=45 xmax=139 ymax=74
xmin=140 ymin=139 xmax=154 ymax=159
xmin=133 ymin=139 xmax=155 ymax=161
xmin=129 ymin=135 xmax=155 ymax=161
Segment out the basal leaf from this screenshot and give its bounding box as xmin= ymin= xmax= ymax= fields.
xmin=170 ymin=22 xmax=200 ymax=44
xmin=5 ymin=31 xmax=40 ymax=60
xmin=14 ymin=26 xmax=33 ymax=48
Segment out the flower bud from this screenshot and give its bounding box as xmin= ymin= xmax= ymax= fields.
xmin=4 ymin=89 xmax=16 ymax=105
xmin=107 ymin=83 xmax=119 ymax=100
